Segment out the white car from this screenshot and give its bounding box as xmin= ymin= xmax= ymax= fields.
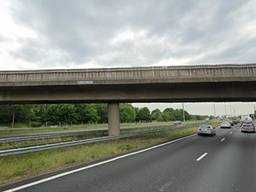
xmin=197 ymin=124 xmax=216 ymax=136
xmin=241 ymin=120 xmax=255 ymax=133
xmin=220 ymin=121 xmax=231 ymax=129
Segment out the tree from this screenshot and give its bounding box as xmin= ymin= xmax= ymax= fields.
xmin=151 ymin=109 xmax=163 ymax=121
xmin=162 ymin=108 xmax=175 ymax=121
xmin=40 ymin=104 xmax=78 ymax=125
xmin=134 ymin=107 xmax=140 ymax=122
xmin=0 ymin=103 xmax=204 ymax=128
xmin=120 ymin=104 xmax=136 ymax=123
xmin=136 ymin=107 xmax=151 ymax=122
xmin=95 ymin=104 xmax=108 ymax=123
xmin=0 ymin=105 xmax=33 ymax=126
xmin=0 ymin=105 xmax=15 ymax=126
xmin=173 ymin=109 xmax=183 ymax=121
xmin=75 ymin=104 xmax=98 ymax=123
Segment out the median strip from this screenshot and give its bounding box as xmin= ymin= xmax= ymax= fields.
xmin=0 ymin=126 xmax=198 ymax=156
xmin=0 ymin=135 xmax=128 ymax=157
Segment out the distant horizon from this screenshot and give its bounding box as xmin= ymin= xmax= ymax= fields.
xmin=133 ymin=102 xmax=256 ymax=116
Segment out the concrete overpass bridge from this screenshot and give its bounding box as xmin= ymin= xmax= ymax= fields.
xmin=1 ymin=64 xmax=256 ymax=136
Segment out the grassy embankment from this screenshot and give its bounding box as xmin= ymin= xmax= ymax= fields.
xmin=0 ymin=126 xmax=197 ymax=186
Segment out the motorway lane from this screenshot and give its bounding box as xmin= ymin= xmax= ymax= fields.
xmin=2 ymin=125 xmax=254 ymax=192
xmin=184 ymin=125 xmax=256 ymax=192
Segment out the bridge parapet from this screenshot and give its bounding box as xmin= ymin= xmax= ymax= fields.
xmin=0 ymin=64 xmax=256 ymax=86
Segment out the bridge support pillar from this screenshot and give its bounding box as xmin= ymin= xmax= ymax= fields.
xmin=108 ymin=103 xmax=120 ymax=136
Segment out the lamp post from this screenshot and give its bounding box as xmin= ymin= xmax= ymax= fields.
xmin=213 ymin=103 xmax=216 ymax=117
xmin=182 ymin=103 xmax=186 ymax=123
xmin=224 ymin=103 xmax=227 ymax=118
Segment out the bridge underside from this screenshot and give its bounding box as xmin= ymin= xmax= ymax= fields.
xmin=0 ymin=81 xmax=256 ymax=104
xmin=1 ymin=81 xmax=255 ymax=136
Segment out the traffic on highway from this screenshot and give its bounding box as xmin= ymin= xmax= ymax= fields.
xmin=1 ymin=1 xmax=256 ymax=191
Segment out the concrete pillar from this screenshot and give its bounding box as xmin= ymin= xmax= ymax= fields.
xmin=108 ymin=103 xmax=120 ymax=136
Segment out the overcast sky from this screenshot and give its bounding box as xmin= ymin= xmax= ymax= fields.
xmin=0 ymin=1 xmax=256 ymax=115
xmin=133 ymin=102 xmax=256 ymax=116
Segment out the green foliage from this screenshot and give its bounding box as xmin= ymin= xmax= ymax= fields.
xmin=162 ymin=108 xmax=175 ymax=121
xmin=136 ymin=107 xmax=151 ymax=122
xmin=39 ymin=104 xmax=78 ymax=125
xmin=95 ymin=104 xmax=108 ymax=123
xmin=75 ymin=104 xmax=98 ymax=124
xmin=0 ymin=105 xmax=33 ymax=125
xmin=151 ymin=109 xmax=163 ymax=121
xmin=120 ymin=104 xmax=136 ymax=123
xmin=0 ymin=103 xmax=206 ymax=127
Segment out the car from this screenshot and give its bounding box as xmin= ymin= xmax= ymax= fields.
xmin=174 ymin=121 xmax=182 ymax=125
xmin=197 ymin=124 xmax=216 ymax=136
xmin=241 ymin=120 xmax=255 ymax=133
xmin=220 ymin=121 xmax=231 ymax=129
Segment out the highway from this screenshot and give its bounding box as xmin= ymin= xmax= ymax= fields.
xmin=2 ymin=124 xmax=256 ymax=192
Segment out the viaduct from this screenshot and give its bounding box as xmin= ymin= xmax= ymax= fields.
xmin=1 ymin=64 xmax=256 ymax=136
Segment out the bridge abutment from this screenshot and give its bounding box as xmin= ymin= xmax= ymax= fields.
xmin=108 ymin=103 xmax=120 ymax=136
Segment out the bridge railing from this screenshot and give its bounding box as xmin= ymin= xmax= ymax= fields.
xmin=0 ymin=64 xmax=256 ymax=83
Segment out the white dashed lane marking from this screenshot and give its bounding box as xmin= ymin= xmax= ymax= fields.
xmin=196 ymin=153 xmax=208 ymax=162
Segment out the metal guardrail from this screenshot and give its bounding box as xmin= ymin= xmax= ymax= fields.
xmin=0 ymin=123 xmax=177 ymax=144
xmin=0 ymin=135 xmax=130 ymax=157
xmin=0 ymin=129 xmax=106 ymax=144
xmin=0 ymin=125 xmax=194 ymax=157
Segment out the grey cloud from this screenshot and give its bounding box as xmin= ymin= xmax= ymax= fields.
xmin=200 ymin=37 xmax=256 ymax=64
xmin=10 ymin=0 xmax=256 ymax=68
xmin=0 ymin=36 xmax=9 ymax=43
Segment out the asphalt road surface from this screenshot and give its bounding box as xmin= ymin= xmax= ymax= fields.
xmin=2 ymin=124 xmax=256 ymax=192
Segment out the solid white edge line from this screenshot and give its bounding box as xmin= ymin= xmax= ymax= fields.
xmin=196 ymin=152 xmax=208 ymax=161
xmin=3 ymin=134 xmax=196 ymax=192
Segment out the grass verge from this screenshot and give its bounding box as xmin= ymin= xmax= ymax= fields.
xmin=0 ymin=127 xmax=196 ymax=186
